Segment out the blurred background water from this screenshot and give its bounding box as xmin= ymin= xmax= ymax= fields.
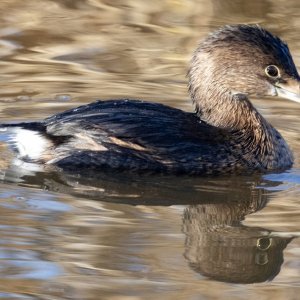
xmin=0 ymin=0 xmax=299 ymax=299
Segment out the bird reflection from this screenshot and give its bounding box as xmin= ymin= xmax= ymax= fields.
xmin=183 ymin=196 xmax=292 ymax=283
xmin=0 ymin=168 xmax=294 ymax=284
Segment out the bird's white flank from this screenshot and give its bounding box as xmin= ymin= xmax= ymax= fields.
xmin=11 ymin=128 xmax=50 ymax=160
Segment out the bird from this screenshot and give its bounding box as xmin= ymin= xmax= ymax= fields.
xmin=1 ymin=24 xmax=300 ymax=175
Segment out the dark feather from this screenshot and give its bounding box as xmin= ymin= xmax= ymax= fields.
xmin=42 ymin=99 xmax=238 ymax=174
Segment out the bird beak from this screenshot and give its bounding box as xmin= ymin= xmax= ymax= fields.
xmin=275 ymin=78 xmax=300 ymax=103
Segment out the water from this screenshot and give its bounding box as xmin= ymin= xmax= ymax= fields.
xmin=0 ymin=0 xmax=300 ymax=299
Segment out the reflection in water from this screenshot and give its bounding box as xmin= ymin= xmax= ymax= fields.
xmin=46 ymin=172 xmax=293 ymax=284
xmin=183 ymin=199 xmax=292 ymax=283
xmin=4 ymin=169 xmax=294 ymax=285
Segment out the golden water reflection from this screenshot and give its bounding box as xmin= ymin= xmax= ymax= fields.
xmin=0 ymin=0 xmax=299 ymax=299
xmin=0 ymin=174 xmax=299 ymax=299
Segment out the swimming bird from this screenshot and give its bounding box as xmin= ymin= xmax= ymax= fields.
xmin=2 ymin=24 xmax=300 ymax=175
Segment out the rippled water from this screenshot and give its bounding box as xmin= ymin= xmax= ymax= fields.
xmin=0 ymin=0 xmax=300 ymax=299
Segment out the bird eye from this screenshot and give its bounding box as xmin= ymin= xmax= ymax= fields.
xmin=265 ymin=65 xmax=280 ymax=78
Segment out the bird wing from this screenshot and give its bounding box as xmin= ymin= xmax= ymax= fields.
xmin=44 ymin=99 xmax=233 ymax=174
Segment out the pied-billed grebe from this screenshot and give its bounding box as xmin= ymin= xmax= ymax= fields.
xmin=2 ymin=25 xmax=300 ymax=175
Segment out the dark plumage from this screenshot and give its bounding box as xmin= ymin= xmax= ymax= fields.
xmin=2 ymin=24 xmax=300 ymax=175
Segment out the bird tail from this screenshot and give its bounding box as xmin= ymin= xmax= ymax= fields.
xmin=0 ymin=121 xmax=51 ymax=161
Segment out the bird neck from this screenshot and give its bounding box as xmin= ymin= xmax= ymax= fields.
xmin=190 ymin=81 xmax=261 ymax=131
xmin=190 ymin=87 xmax=293 ymax=170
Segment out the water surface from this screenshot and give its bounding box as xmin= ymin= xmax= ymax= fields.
xmin=0 ymin=1 xmax=300 ymax=299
